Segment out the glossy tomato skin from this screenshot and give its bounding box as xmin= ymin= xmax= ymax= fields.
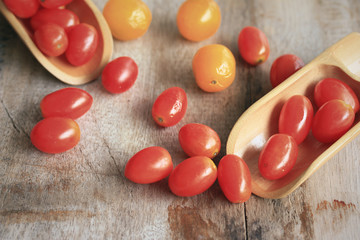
xmin=152 ymin=87 xmax=187 ymax=127
xmin=168 ymin=156 xmax=217 ymax=197
xmin=178 ymin=123 xmax=221 ymax=159
xmin=34 ymin=23 xmax=68 ymax=57
xmin=312 ymin=100 xmax=355 ymax=143
xmin=238 ymin=26 xmax=270 ymax=65
xmin=30 ymin=117 xmax=80 ymax=154
xmin=30 ymin=8 xmax=79 ymax=32
xmin=3 ymin=0 xmax=39 ymax=18
xmin=39 ymin=0 xmax=73 ymax=9
xmin=102 ymin=57 xmax=138 ymax=94
xmin=314 ymin=78 xmax=359 ymax=113
xmin=258 ymin=134 xmax=298 ymax=180
xmin=103 ymin=0 xmax=152 ymax=41
xmin=65 ymin=23 xmax=99 ymax=66
xmin=218 ymin=155 xmax=252 ymax=203
xmin=192 ymin=44 xmax=236 ymax=92
xmin=270 ymin=54 xmax=304 ymax=87
xmin=40 ymin=88 xmax=93 ymax=119
xmin=177 ymin=0 xmax=221 ymax=42
xmin=279 ymin=95 xmax=314 ymax=144
xmin=125 ymin=146 xmax=173 ymax=184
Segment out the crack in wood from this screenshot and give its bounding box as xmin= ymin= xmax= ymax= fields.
xmin=103 ymin=138 xmax=122 ymax=177
xmin=0 ymin=98 xmax=30 ymax=139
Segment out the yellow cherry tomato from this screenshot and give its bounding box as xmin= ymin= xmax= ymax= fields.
xmin=177 ymin=0 xmax=221 ymax=42
xmin=192 ymin=44 xmax=236 ymax=92
xmin=103 ymin=0 xmax=152 ymax=41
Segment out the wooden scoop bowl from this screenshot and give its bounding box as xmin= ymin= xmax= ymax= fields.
xmin=0 ymin=0 xmax=113 ymax=85
xmin=227 ymin=32 xmax=360 ymax=199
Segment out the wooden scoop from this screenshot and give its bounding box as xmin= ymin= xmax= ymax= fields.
xmin=0 ymin=0 xmax=113 ymax=85
xmin=227 ymin=32 xmax=360 ymax=199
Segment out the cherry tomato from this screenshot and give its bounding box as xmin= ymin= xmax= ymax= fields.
xmin=34 ymin=23 xmax=68 ymax=57
xmin=30 ymin=117 xmax=80 ymax=154
xmin=125 ymin=146 xmax=173 ymax=184
xmin=103 ymin=0 xmax=152 ymax=41
xmin=218 ymin=155 xmax=252 ymax=203
xmin=3 ymin=0 xmax=39 ymax=18
xmin=238 ymin=26 xmax=270 ymax=65
xmin=312 ymin=99 xmax=355 ymax=143
xmin=65 ymin=23 xmax=99 ymax=66
xmin=278 ymin=95 xmax=314 ymax=144
xmin=314 ymin=78 xmax=359 ymax=113
xmin=178 ymin=123 xmax=221 ymax=159
xmin=176 ymin=0 xmax=221 ymax=42
xmin=152 ymin=87 xmax=187 ymax=127
xmin=39 ymin=0 xmax=73 ymax=9
xmin=168 ymin=156 xmax=217 ymax=197
xmin=102 ymin=57 xmax=138 ymax=94
xmin=270 ymin=54 xmax=304 ymax=87
xmin=40 ymin=88 xmax=93 ymax=119
xmin=30 ymin=8 xmax=79 ymax=32
xmin=258 ymin=134 xmax=298 ymax=180
xmin=192 ymin=44 xmax=236 ymax=92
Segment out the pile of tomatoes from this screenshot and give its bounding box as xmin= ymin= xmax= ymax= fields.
xmin=259 ymin=78 xmax=359 ymax=180
xmin=3 ymin=0 xmax=99 ymax=66
xmin=13 ymin=0 xmax=358 ymax=203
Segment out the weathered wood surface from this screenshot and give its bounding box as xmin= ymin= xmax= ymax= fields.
xmin=1 ymin=0 xmax=360 ymax=239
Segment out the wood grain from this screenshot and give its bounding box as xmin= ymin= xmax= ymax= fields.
xmin=1 ymin=0 xmax=360 ymax=239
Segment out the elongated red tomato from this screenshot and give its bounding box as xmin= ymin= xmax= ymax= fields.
xmin=40 ymin=88 xmax=93 ymax=119
xmin=270 ymin=54 xmax=304 ymax=87
xmin=102 ymin=57 xmax=138 ymax=94
xmin=168 ymin=156 xmax=217 ymax=197
xmin=218 ymin=155 xmax=252 ymax=203
xmin=178 ymin=123 xmax=221 ymax=159
xmin=312 ymin=99 xmax=355 ymax=143
xmin=30 ymin=117 xmax=80 ymax=154
xmin=152 ymin=87 xmax=187 ymax=127
xmin=279 ymin=95 xmax=313 ymax=144
xmin=65 ymin=23 xmax=99 ymax=66
xmin=125 ymin=146 xmax=173 ymax=184
xmin=3 ymin=0 xmax=39 ymax=18
xmin=258 ymin=134 xmax=298 ymax=180
xmin=39 ymin=0 xmax=73 ymax=9
xmin=34 ymin=23 xmax=68 ymax=57
xmin=238 ymin=26 xmax=270 ymax=65
xmin=30 ymin=8 xmax=80 ymax=31
xmin=314 ymin=78 xmax=359 ymax=113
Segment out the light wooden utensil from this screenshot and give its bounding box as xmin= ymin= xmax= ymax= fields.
xmin=0 ymin=0 xmax=113 ymax=85
xmin=227 ymin=32 xmax=360 ymax=199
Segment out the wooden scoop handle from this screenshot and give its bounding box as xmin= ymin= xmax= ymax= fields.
xmin=316 ymin=32 xmax=360 ymax=82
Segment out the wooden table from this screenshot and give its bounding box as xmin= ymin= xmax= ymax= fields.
xmin=1 ymin=0 xmax=360 ymax=239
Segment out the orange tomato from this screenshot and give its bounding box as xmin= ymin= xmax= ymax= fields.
xmin=103 ymin=0 xmax=152 ymax=41
xmin=177 ymin=0 xmax=221 ymax=42
xmin=192 ymin=44 xmax=236 ymax=92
